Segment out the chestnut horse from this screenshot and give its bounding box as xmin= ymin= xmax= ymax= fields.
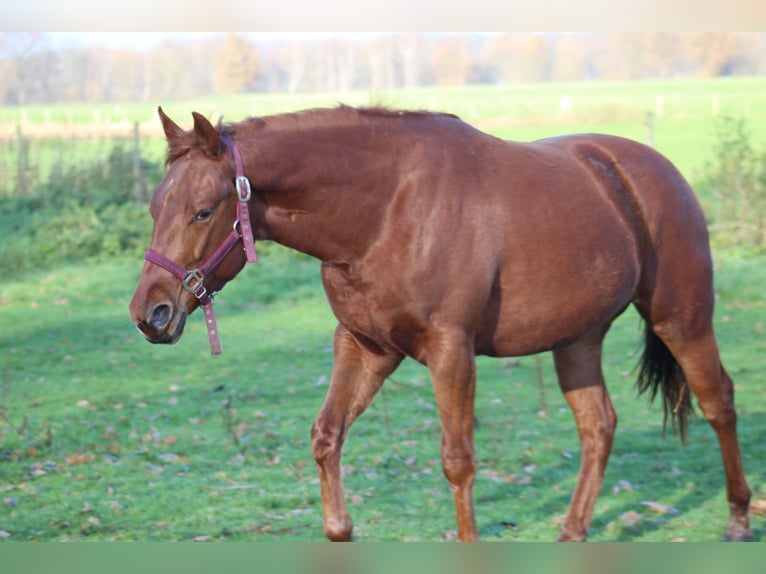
xmin=129 ymin=105 xmax=752 ymax=542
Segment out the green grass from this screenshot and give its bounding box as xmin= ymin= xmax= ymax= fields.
xmin=1 ymin=245 xmax=765 ymax=542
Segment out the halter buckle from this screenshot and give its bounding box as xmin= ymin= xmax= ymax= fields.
xmin=235 ymin=176 xmax=252 ymax=202
xmin=182 ymin=269 xmax=207 ymax=300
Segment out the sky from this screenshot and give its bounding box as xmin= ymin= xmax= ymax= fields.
xmin=45 ymin=33 xmax=405 ymax=52
xmin=47 ymin=33 xmax=214 ymax=51
xmin=9 ymin=1 xmax=766 ymax=34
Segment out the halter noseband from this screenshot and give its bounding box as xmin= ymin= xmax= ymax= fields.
xmin=144 ymin=137 xmax=258 ymax=355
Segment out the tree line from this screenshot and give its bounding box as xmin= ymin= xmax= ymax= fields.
xmin=1 ymin=32 xmax=765 ymax=105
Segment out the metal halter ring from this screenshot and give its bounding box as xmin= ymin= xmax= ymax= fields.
xmin=235 ymin=176 xmax=252 ymax=202
xmin=182 ymin=270 xmax=207 ymax=300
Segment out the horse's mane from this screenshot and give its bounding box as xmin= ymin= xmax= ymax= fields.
xmin=219 ymin=105 xmax=459 ymax=138
xmin=166 ymin=105 xmax=458 ymax=165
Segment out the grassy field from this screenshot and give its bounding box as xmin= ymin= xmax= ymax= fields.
xmin=1 ymin=78 xmax=766 ymax=542
xmin=1 ymin=245 xmax=765 ymax=542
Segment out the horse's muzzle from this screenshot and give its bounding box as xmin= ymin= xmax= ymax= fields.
xmin=132 ymin=303 xmax=187 ymax=345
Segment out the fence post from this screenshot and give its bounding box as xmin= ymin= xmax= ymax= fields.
xmin=132 ymin=122 xmax=146 ymax=204
xmin=15 ymin=125 xmax=31 ymax=197
xmin=644 ymin=111 xmax=655 ymax=148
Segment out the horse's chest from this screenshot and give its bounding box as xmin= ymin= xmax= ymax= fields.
xmin=320 ymin=262 xmax=376 ymax=324
xmin=320 ymin=263 xmax=420 ymax=354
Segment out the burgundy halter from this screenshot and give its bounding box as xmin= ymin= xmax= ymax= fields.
xmin=144 ymin=137 xmax=258 ymax=355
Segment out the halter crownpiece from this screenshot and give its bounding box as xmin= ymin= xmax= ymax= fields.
xmin=223 ymin=136 xmax=258 ymax=264
xmin=144 ymin=138 xmax=258 ymax=355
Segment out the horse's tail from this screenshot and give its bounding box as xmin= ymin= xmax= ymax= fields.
xmin=636 ymin=323 xmax=693 ymax=442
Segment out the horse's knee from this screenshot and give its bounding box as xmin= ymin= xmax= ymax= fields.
xmin=311 ymin=418 xmax=344 ymax=464
xmin=440 ymin=446 xmax=476 ymax=487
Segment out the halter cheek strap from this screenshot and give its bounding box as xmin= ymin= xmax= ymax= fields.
xmin=144 ymin=138 xmax=258 ymax=355
xmin=225 ymin=136 xmax=258 ymax=263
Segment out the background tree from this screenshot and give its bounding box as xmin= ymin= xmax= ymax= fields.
xmin=690 ymin=32 xmax=742 ymax=77
xmin=550 ymin=34 xmax=590 ymax=81
xmin=485 ymin=34 xmax=553 ymax=84
xmin=0 ymin=33 xmax=55 ymax=105
xmin=2 ymin=32 xmax=766 ymax=104
xmin=429 ymin=36 xmax=472 ymax=86
xmin=213 ymin=33 xmax=260 ymax=93
xmin=367 ymin=36 xmax=399 ymax=91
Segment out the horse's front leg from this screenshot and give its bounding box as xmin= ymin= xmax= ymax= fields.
xmin=311 ymin=324 xmax=403 ymax=541
xmin=427 ymin=328 xmax=479 ymax=541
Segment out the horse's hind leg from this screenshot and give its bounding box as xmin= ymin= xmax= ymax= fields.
xmin=552 ymin=327 xmax=616 ymax=541
xmin=311 ymin=324 xmax=403 ymax=541
xmin=650 ymin=322 xmax=753 ymax=541
xmin=636 ymin=240 xmax=752 ymax=541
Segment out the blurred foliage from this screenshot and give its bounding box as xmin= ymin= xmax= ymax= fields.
xmin=701 ymin=116 xmax=766 ymax=252
xmin=0 ymin=142 xmax=162 ymax=273
xmin=2 ymin=33 xmax=765 ymax=103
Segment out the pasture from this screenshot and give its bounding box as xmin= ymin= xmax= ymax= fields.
xmin=1 ymin=77 xmax=766 ymax=541
xmin=2 ymin=247 xmax=766 ymax=541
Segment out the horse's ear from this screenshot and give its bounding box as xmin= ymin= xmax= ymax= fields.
xmin=158 ymin=106 xmax=185 ymax=144
xmin=192 ymin=111 xmax=222 ymax=159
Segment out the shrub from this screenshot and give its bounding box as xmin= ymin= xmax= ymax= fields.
xmin=0 ymin=141 xmax=158 ymax=274
xmin=701 ymin=116 xmax=766 ymax=250
xmin=30 ymin=200 xmax=151 ymax=265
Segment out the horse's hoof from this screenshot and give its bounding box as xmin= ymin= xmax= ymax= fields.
xmin=722 ymin=525 xmax=754 ymax=542
xmin=556 ymin=531 xmax=587 ymax=542
xmin=325 ymin=527 xmax=354 ymax=542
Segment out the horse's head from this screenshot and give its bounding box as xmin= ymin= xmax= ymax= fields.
xmin=129 ymin=107 xmax=249 ymax=347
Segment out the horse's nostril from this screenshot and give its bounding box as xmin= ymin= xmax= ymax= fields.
xmin=149 ymin=304 xmax=171 ymax=330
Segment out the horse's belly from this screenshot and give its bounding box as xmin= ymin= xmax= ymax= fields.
xmin=476 ymin=247 xmax=640 ymax=357
xmin=478 ymin=301 xmax=625 ymax=357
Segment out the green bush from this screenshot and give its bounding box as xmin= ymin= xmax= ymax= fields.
xmin=29 ymin=200 xmax=151 ymax=264
xmin=0 ymin=140 xmax=297 ymax=275
xmin=0 ymin=142 xmax=158 ymax=274
xmin=701 ymin=117 xmax=766 ymax=251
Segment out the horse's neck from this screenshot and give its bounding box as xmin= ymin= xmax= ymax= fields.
xmin=242 ymin=125 xmax=398 ymax=263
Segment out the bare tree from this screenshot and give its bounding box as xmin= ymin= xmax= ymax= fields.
xmin=430 ymin=36 xmax=472 ymax=86
xmin=2 ymin=32 xmax=766 ymax=103
xmin=367 ymin=36 xmax=399 ymax=92
xmin=0 ymin=33 xmax=52 ymax=104
xmin=213 ymin=33 xmax=260 ymax=93
xmin=282 ymin=41 xmax=307 ymax=93
xmin=551 ymin=34 xmax=589 ymax=82
xmin=398 ymin=34 xmax=425 ymax=88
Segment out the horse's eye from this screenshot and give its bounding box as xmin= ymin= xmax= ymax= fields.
xmin=193 ymin=209 xmax=214 ymax=222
